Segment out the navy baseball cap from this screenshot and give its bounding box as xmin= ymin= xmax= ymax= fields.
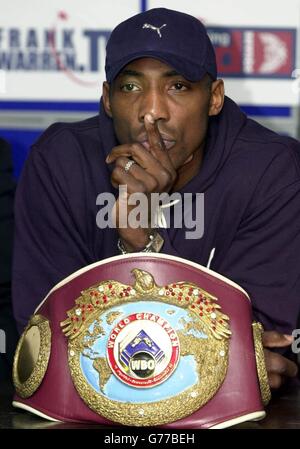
xmin=105 ymin=8 xmax=217 ymax=83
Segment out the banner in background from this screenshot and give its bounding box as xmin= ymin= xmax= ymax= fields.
xmin=149 ymin=0 xmax=300 ymax=105
xmin=0 ymin=0 xmax=140 ymax=101
xmin=0 ymin=0 xmax=299 ymax=105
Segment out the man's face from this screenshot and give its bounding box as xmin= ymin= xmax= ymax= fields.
xmin=103 ymin=57 xmax=222 ymax=170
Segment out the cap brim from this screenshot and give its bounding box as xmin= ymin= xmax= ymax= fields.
xmin=106 ymin=50 xmax=208 ymax=83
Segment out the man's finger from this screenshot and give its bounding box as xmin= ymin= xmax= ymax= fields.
xmin=106 ymin=143 xmax=160 ymax=168
xmin=268 ymin=373 xmax=284 ymax=390
xmin=144 ymin=113 xmax=166 ymax=152
xmin=115 ymin=157 xmax=159 ymax=192
xmin=264 ymin=348 xmax=298 ymax=378
xmin=107 ymin=144 xmax=176 ymax=192
xmin=111 ymin=166 xmax=147 ymax=194
xmin=262 ymin=331 xmax=294 ymax=348
xmin=106 ymin=143 xmax=144 ymax=164
xmin=144 ymin=114 xmax=176 ymax=171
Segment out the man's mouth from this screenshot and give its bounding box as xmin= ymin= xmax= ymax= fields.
xmin=140 ymin=139 xmax=176 ymax=151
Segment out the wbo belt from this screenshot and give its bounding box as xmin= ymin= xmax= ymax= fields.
xmin=12 ymin=253 xmax=270 ymax=428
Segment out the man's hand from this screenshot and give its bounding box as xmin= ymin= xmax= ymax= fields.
xmin=106 ymin=114 xmax=177 ymax=251
xmin=263 ymin=331 xmax=298 ymax=389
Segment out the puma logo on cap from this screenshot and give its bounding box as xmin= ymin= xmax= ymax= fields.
xmin=142 ymin=23 xmax=167 ymax=38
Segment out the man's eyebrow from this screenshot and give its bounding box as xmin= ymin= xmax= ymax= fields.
xmin=118 ymin=69 xmax=143 ymax=77
xmin=117 ymin=69 xmax=182 ymax=78
xmin=163 ymin=70 xmax=181 ymax=77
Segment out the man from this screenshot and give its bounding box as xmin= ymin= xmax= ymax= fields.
xmin=13 ymin=8 xmax=300 ymax=389
xmin=0 ymin=138 xmax=18 ymax=382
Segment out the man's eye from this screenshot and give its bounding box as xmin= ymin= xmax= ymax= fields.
xmin=170 ymin=82 xmax=188 ymax=91
xmin=120 ymin=83 xmax=139 ymax=92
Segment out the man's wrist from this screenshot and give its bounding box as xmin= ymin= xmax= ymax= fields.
xmin=118 ymin=230 xmax=164 ymax=254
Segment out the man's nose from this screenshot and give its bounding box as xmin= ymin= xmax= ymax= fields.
xmin=138 ymin=88 xmax=170 ymax=123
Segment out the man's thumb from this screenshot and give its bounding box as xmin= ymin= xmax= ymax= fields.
xmin=262 ymin=331 xmax=294 ymax=348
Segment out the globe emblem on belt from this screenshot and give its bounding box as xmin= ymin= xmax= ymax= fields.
xmin=106 ymin=313 xmax=180 ymax=388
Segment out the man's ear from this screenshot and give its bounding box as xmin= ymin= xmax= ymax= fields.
xmin=208 ymin=79 xmax=225 ymax=117
xmin=102 ymin=81 xmax=113 ymax=118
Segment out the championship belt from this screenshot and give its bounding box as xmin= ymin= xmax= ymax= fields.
xmin=12 ymin=253 xmax=270 ymax=428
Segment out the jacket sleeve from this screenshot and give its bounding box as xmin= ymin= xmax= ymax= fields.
xmin=214 ymin=176 xmax=300 ymax=336
xmin=0 ymin=138 xmax=15 ymax=292
xmin=0 ymin=139 xmax=19 ymax=366
xmin=12 ymin=133 xmax=98 ymax=333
